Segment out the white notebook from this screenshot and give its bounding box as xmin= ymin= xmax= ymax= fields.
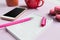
xmin=6 ymin=14 xmax=53 ymax=40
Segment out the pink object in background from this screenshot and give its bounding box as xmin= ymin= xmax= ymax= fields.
xmin=55 ymin=6 xmax=60 ymax=14
xmin=41 ymin=17 xmax=46 ymax=27
xmin=0 ymin=17 xmax=32 ymax=28
xmin=55 ymin=6 xmax=60 ymax=12
xmin=56 ymin=14 xmax=60 ymax=21
xmin=49 ymin=8 xmax=55 ymax=16
xmin=25 ymin=0 xmax=44 ymax=9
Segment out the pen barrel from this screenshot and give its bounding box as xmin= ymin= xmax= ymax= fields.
xmin=0 ymin=17 xmax=32 ymax=28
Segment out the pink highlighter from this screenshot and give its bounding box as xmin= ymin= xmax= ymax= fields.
xmin=41 ymin=17 xmax=46 ymax=27
xmin=0 ymin=17 xmax=32 ymax=28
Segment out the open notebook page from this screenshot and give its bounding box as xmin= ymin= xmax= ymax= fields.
xmin=6 ymin=14 xmax=53 ymax=40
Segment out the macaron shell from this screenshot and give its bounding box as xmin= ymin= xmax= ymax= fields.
xmin=49 ymin=8 xmax=56 ymax=16
xmin=55 ymin=6 xmax=60 ymax=12
xmin=56 ymin=14 xmax=60 ymax=21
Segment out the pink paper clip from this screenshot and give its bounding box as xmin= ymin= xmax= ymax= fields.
xmin=41 ymin=17 xmax=46 ymax=27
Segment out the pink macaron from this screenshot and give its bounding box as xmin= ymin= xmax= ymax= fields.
xmin=49 ymin=8 xmax=56 ymax=16
xmin=55 ymin=13 xmax=60 ymax=21
xmin=55 ymin=6 xmax=60 ymax=13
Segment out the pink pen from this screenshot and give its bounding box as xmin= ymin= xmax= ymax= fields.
xmin=41 ymin=17 xmax=46 ymax=27
xmin=0 ymin=17 xmax=32 ymax=28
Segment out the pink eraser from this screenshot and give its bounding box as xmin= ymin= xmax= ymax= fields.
xmin=49 ymin=8 xmax=55 ymax=16
xmin=41 ymin=17 xmax=46 ymax=27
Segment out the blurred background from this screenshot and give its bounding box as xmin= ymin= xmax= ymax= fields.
xmin=0 ymin=0 xmax=60 ymax=40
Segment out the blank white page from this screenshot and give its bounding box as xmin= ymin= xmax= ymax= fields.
xmin=6 ymin=14 xmax=53 ymax=40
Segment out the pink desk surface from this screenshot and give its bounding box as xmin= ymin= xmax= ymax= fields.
xmin=0 ymin=0 xmax=60 ymax=40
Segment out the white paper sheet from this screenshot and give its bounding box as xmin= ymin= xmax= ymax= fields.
xmin=6 ymin=14 xmax=53 ymax=40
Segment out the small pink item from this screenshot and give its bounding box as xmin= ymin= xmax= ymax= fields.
xmin=0 ymin=17 xmax=32 ymax=28
xmin=56 ymin=14 xmax=60 ymax=21
xmin=49 ymin=8 xmax=55 ymax=16
xmin=55 ymin=6 xmax=60 ymax=12
xmin=41 ymin=17 xmax=46 ymax=27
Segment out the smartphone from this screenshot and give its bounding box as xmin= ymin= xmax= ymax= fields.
xmin=1 ymin=8 xmax=25 ymax=21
